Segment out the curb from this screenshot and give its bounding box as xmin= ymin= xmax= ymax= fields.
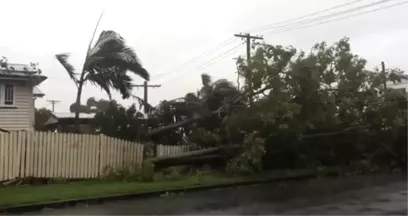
xmin=0 ymin=170 xmax=342 ymax=214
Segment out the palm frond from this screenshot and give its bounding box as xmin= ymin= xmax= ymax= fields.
xmin=131 ymin=94 xmax=154 ymax=113
xmin=86 ymin=63 xmax=140 ymax=100
xmin=199 ymin=74 xmax=213 ymax=100
xmin=55 ymin=53 xmax=78 ymax=85
xmin=213 ymin=79 xmax=237 ymax=93
xmin=86 ymin=69 xmax=113 ymax=100
xmin=201 ymin=73 xmax=212 ymax=87
xmin=185 ymin=93 xmax=200 ymax=102
xmin=86 ymin=12 xmax=104 ymax=56
xmin=388 ymin=69 xmax=408 ymax=84
xmin=110 ymin=70 xmax=134 ymax=99
xmin=87 ymin=31 xmax=125 ymax=58
xmin=105 ymin=49 xmax=149 ymax=80
xmin=84 ymin=30 xmax=150 ymax=81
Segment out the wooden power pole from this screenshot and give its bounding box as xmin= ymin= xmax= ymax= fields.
xmin=133 ymin=81 xmax=161 ymax=114
xmin=234 ymin=33 xmax=263 ymax=106
xmin=381 ymin=61 xmax=387 ymax=91
xmin=232 ymin=57 xmax=241 ymax=91
xmin=47 ymin=99 xmax=60 ymax=112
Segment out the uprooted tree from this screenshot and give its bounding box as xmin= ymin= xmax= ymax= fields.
xmin=103 ymin=37 xmax=408 ymax=173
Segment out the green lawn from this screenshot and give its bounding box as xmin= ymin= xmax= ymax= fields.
xmin=0 ymin=168 xmax=341 ymax=207
xmin=0 ymin=175 xmax=244 ymax=207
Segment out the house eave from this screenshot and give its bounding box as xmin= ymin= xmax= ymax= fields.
xmin=0 ymin=74 xmax=47 ymax=86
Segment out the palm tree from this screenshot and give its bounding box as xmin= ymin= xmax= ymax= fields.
xmin=56 ymin=25 xmax=149 ymax=132
xmin=197 ymin=73 xmax=240 ymax=112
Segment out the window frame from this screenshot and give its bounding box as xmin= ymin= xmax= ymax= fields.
xmin=0 ymin=83 xmax=16 ymax=106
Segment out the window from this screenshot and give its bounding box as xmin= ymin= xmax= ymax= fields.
xmin=0 ymin=84 xmax=15 ymax=106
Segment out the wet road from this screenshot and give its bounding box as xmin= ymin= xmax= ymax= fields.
xmin=29 ymin=174 xmax=407 ymax=215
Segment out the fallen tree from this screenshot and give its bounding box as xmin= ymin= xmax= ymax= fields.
xmin=147 ymin=85 xmax=270 ymax=136
xmin=146 ymin=145 xmax=241 ymax=170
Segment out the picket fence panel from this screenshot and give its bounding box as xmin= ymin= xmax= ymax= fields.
xmin=0 ymin=131 xmax=144 ymax=181
xmin=156 ymin=144 xmax=189 ymax=157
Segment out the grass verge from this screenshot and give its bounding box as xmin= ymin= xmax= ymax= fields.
xmin=0 ymin=167 xmax=342 ymax=207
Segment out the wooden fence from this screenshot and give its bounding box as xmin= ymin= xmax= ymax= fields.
xmin=156 ymin=144 xmax=189 ymax=157
xmin=0 ymin=131 xmax=144 ymax=181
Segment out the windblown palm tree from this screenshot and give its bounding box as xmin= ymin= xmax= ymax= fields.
xmin=56 ymin=25 xmax=149 ymax=132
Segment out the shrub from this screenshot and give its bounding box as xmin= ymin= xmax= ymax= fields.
xmin=140 ymin=161 xmax=155 ymax=182
xmin=226 ymin=132 xmax=266 ymax=174
xmin=162 ymin=166 xmax=183 ymax=181
xmin=101 ymin=163 xmax=144 ymax=181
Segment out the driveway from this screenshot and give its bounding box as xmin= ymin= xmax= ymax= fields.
xmin=23 ymin=174 xmax=407 ymax=215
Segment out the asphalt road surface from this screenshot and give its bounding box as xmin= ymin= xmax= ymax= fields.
xmin=26 ymin=174 xmax=407 ymax=215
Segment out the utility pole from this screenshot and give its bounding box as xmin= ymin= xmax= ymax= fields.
xmin=381 ymin=61 xmax=387 ymax=91
xmin=234 ymin=33 xmax=263 ymax=106
xmin=47 ymin=100 xmax=60 ymax=112
xmin=232 ymin=57 xmax=240 ymax=91
xmin=133 ymin=81 xmax=161 ymax=114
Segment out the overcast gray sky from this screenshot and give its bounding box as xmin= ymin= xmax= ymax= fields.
xmin=1 ymin=0 xmax=407 ymax=112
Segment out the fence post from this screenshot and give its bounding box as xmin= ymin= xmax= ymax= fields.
xmin=98 ymin=134 xmax=103 ymax=177
xmin=18 ymin=131 xmax=28 ymax=178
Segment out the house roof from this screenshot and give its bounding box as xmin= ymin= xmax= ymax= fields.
xmin=2 ymin=63 xmax=37 ymax=72
xmin=44 ymin=112 xmax=96 ymax=126
xmin=0 ymin=63 xmax=47 ymax=85
xmin=33 ymin=87 xmax=45 ymax=97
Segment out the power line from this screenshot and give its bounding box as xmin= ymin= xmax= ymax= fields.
xmin=260 ymin=0 xmax=408 ymax=35
xmin=159 ymin=42 xmax=245 ymax=85
xmin=153 ymin=0 xmax=405 ymax=86
xmin=256 ymin=0 xmax=397 ymax=34
xmin=151 ymin=0 xmax=379 ymax=82
xmin=169 ymin=0 xmax=382 ymax=83
xmin=152 ymin=37 xmax=237 ymax=80
xmin=246 ymin=0 xmax=364 ymax=33
xmin=197 ymin=42 xmax=245 ymax=69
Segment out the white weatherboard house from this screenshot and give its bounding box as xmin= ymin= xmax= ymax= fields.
xmin=0 ymin=62 xmax=47 ymax=132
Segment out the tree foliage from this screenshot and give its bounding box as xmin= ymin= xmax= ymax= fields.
xmin=92 ymin=101 xmax=145 ymax=141
xmin=34 ymin=108 xmax=53 ymax=131
xmin=69 ymin=97 xmax=111 ymax=114
xmin=95 ymin=37 xmax=407 ymax=173
xmin=147 ymin=73 xmax=241 ymax=147
xmin=226 ymin=37 xmax=407 ymax=171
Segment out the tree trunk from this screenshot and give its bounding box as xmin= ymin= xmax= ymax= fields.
xmin=147 ymin=145 xmax=240 ymax=163
xmin=147 ymin=145 xmax=241 ymax=170
xmin=147 ymin=114 xmax=203 ymax=136
xmin=154 ymin=154 xmax=224 ymax=170
xmin=74 ymin=73 xmax=85 ymax=133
